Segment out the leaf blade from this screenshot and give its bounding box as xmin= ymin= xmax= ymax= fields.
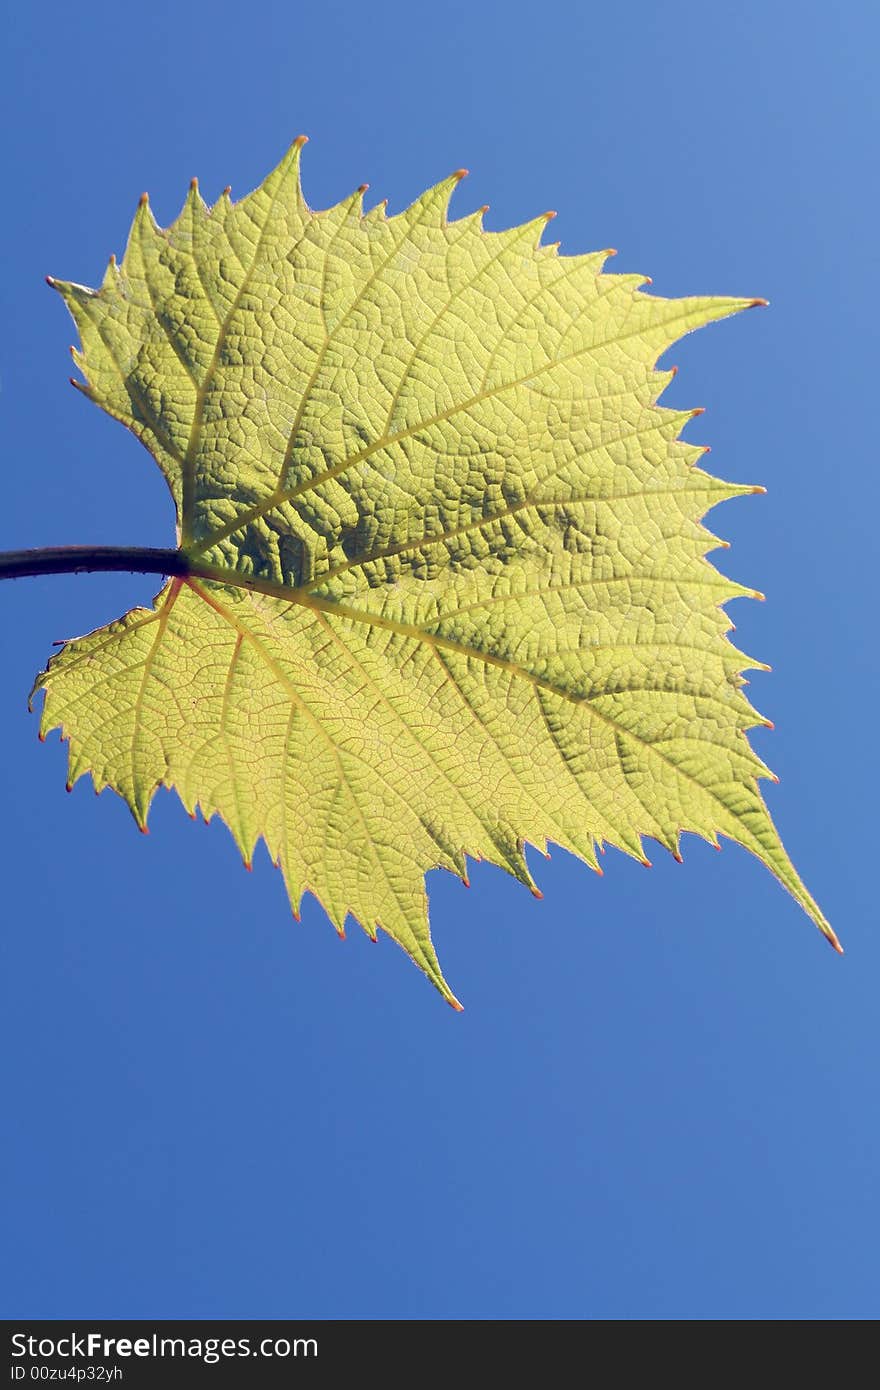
xmin=37 ymin=144 xmax=836 ymax=1001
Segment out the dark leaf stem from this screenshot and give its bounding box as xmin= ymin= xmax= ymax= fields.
xmin=0 ymin=546 xmax=190 ymax=582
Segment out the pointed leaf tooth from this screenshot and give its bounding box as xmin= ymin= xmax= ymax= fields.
xmin=124 ymin=192 xmax=160 ymax=261
xmin=639 ymin=293 xmax=764 ymax=362
xmin=378 ymin=918 xmax=461 ymax=1010
xmin=177 ymin=176 xmax=210 ymax=229
xmin=65 ymin=745 xmax=91 ymax=790
xmin=100 ymin=256 xmax=120 ymax=291
xmin=233 ymin=136 xmax=309 ymax=235
xmin=399 ymin=169 xmax=471 ymax=227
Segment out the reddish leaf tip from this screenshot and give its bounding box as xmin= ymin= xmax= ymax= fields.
xmin=751 ymin=485 xmax=767 ymax=495
xmin=640 ymin=857 xmax=653 ymax=868
xmin=462 ymin=876 xmax=470 ymax=888
xmin=452 ymin=168 xmax=469 ymax=180
xmin=752 ymin=590 xmax=767 ymax=602
xmin=222 ymin=185 xmax=232 ymax=196
xmin=45 ymin=274 xmax=56 ymax=287
xmin=763 ymin=719 xmax=775 ymax=731
xmin=749 ymin=297 xmax=769 ymax=308
xmin=138 ymin=192 xmax=149 ymax=207
xmin=65 ymin=781 xmax=73 ymax=793
xmin=139 ymin=824 xmax=149 ymax=835
xmin=691 ymin=406 xmax=706 ymax=418
xmin=38 ymin=731 xmax=46 ymax=743
xmin=294 ymin=134 xmax=309 ymax=148
xmin=190 ymin=176 xmax=198 ymax=191
xmin=531 ymin=887 xmax=544 ymax=900
xmin=543 ymin=210 xmax=557 ymax=222
xmin=669 ymin=364 xmax=679 ymax=377
xmin=673 ymin=851 xmax=684 ymax=864
xmin=243 ymin=859 xmax=252 ymax=872
xmin=357 ymin=183 xmax=369 ymax=194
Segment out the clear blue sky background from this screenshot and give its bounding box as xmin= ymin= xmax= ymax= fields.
xmin=1 ymin=1 xmax=876 ymax=1321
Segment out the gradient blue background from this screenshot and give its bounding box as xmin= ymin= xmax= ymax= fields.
xmin=1 ymin=1 xmax=876 ymax=1320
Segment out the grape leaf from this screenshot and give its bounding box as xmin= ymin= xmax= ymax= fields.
xmin=33 ymin=140 xmax=838 ymax=1006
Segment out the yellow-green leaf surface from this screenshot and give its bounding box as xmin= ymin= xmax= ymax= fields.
xmin=34 ymin=141 xmax=838 ymax=1006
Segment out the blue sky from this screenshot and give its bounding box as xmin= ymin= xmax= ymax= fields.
xmin=1 ymin=0 xmax=876 ymax=1320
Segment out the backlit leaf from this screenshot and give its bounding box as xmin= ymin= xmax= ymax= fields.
xmin=33 ymin=142 xmax=837 ymax=1005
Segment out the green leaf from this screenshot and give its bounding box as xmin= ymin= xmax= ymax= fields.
xmin=33 ymin=141 xmax=838 ymax=1005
